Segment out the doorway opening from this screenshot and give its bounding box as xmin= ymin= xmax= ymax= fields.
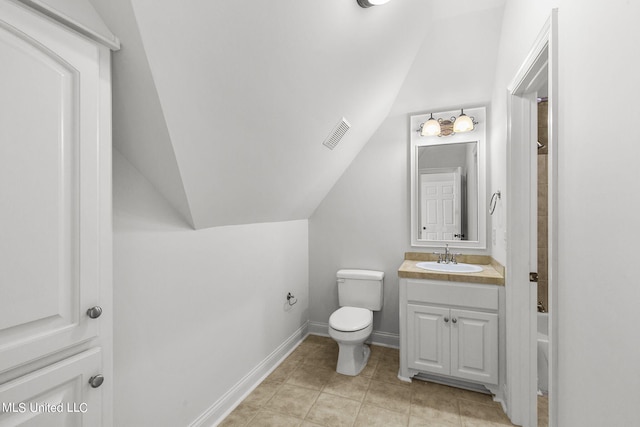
xmin=536 ymin=94 xmax=550 ymax=427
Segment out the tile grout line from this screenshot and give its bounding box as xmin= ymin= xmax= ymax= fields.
xmin=301 ymin=386 xmax=323 ymax=425
xmin=352 ymin=371 xmax=375 ymax=427
xmin=243 ymin=407 xmax=259 ymax=427
xmin=455 ymin=398 xmax=464 ymax=427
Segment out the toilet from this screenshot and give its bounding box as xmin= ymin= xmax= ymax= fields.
xmin=328 ymin=269 xmax=384 ymax=376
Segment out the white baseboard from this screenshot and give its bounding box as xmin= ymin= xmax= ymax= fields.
xmin=308 ymin=321 xmax=399 ymax=349
xmin=189 ymin=322 xmax=309 ymax=427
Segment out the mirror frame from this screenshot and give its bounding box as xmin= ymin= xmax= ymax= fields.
xmin=410 ymin=106 xmax=487 ymax=249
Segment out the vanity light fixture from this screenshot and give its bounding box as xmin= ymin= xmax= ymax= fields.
xmin=419 ymin=109 xmax=479 ymax=137
xmin=357 ymin=0 xmax=391 ymax=8
xmin=452 ymin=109 xmax=477 ymax=133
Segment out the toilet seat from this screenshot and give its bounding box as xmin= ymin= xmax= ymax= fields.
xmin=329 ymin=307 xmax=372 ymax=332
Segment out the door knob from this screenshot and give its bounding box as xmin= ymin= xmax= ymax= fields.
xmin=88 ymin=374 xmax=104 ymax=388
xmin=86 ymin=306 xmax=102 ymax=319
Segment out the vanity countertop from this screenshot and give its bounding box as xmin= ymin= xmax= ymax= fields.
xmin=398 ymin=252 xmax=505 ymax=286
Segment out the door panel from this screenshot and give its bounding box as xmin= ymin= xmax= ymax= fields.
xmin=407 ymin=304 xmax=450 ymax=375
xmin=450 ymin=309 xmax=498 ymax=384
xmin=0 ymin=349 xmax=102 ymax=427
xmin=0 ymin=2 xmax=101 ymax=373
xmin=420 ymin=171 xmax=461 ymax=240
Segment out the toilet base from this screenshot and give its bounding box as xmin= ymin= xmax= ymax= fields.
xmin=329 ymin=321 xmax=373 ymax=376
xmin=336 ymin=343 xmax=371 ymax=376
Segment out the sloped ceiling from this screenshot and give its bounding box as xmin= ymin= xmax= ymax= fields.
xmin=391 ymin=0 xmax=506 ymax=115
xmin=91 ymin=0 xmax=505 ymax=229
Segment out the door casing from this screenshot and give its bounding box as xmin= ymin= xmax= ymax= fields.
xmin=506 ymin=9 xmax=558 ymax=427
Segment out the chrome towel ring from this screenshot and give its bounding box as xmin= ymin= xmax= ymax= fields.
xmin=489 ymin=190 xmax=501 ymax=215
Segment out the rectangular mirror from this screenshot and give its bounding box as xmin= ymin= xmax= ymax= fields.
xmin=410 ymin=107 xmax=487 ymax=249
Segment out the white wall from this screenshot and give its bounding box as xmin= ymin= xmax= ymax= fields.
xmin=490 ymin=0 xmax=640 ymax=425
xmin=309 ymin=114 xmax=412 ymax=334
xmin=554 ymin=1 xmax=640 ymax=425
xmin=113 ymin=151 xmax=309 ymax=426
xmin=487 ymin=0 xmax=557 ymax=265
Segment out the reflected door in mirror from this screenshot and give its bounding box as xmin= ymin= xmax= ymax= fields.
xmin=417 ymin=142 xmax=476 ymax=242
xmin=420 ymin=169 xmax=462 ymax=240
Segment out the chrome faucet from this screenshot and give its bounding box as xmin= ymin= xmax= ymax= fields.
xmin=434 ymin=244 xmax=451 ymax=264
xmin=433 ymin=244 xmax=461 ymax=264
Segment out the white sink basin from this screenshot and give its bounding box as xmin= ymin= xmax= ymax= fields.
xmin=416 ymin=261 xmax=483 ymax=273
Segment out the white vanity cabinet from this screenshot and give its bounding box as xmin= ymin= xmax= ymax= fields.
xmin=0 ymin=349 xmax=104 ymax=426
xmin=0 ymin=1 xmax=114 ymax=424
xmin=400 ymin=278 xmax=499 ymax=385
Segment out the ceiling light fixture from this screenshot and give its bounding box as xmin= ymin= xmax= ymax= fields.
xmin=357 ymin=0 xmax=391 ymax=8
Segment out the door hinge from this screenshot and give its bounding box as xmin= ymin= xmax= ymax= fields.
xmin=529 ymin=272 xmax=538 ymax=282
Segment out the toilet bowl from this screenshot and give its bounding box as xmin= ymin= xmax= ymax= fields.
xmin=328 ymin=269 xmax=384 ymax=376
xmin=329 ymin=306 xmax=373 ymax=376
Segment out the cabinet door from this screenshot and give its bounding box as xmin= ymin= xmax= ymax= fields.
xmin=0 ymin=348 xmax=103 ymax=426
xmin=0 ymin=1 xmax=102 ymax=373
xmin=450 ymin=309 xmax=498 ymax=384
xmin=407 ymin=304 xmax=450 ymax=375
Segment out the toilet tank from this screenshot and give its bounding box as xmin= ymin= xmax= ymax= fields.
xmin=337 ymin=269 xmax=384 ymax=311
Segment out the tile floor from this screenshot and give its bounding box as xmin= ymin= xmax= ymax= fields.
xmin=537 ymin=395 xmax=549 ymax=427
xmin=219 ymin=335 xmax=523 ymax=427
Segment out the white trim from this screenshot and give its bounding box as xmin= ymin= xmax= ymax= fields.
xmin=17 ymin=0 xmax=120 ymax=50
xmin=191 ymin=321 xmax=399 ymax=427
xmin=546 ymin=10 xmax=559 ymax=427
xmin=189 ymin=322 xmax=309 ymax=427
xmin=97 ymin=43 xmax=114 ymax=427
xmin=308 ymin=321 xmax=400 ymax=348
xmin=506 ymin=89 xmax=539 ymax=426
xmin=506 ymin=9 xmax=558 ymax=427
xmin=409 ymin=107 xmax=487 ymax=249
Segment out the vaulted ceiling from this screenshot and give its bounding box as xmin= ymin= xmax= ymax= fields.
xmin=89 ymin=0 xmax=505 ymax=229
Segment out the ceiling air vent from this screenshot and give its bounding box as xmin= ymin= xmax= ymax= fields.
xmin=323 ymin=117 xmax=351 ymax=150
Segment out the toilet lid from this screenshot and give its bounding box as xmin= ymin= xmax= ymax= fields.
xmin=329 ymin=307 xmax=372 ymax=332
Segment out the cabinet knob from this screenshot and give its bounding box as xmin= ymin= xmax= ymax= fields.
xmin=452 ymin=318 xmax=457 ymax=324
xmin=444 ymin=317 xmax=449 ymax=323
xmin=88 ymin=374 xmax=104 ymax=388
xmin=86 ymin=306 xmax=102 ymax=319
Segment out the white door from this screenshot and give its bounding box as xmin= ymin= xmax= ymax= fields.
xmin=407 ymin=304 xmax=450 ymax=375
xmin=420 ymin=171 xmax=461 ymax=240
xmin=450 ymin=309 xmax=498 ymax=384
xmin=0 ymin=349 xmax=103 ymax=426
xmin=0 ymin=0 xmax=103 ymax=373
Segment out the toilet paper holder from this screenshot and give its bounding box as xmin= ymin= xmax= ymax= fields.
xmin=287 ymin=292 xmax=297 ymax=306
